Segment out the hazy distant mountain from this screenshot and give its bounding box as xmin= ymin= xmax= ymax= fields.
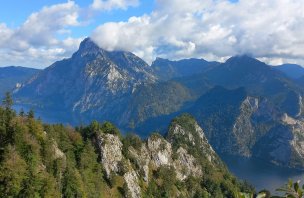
xmin=12 ymin=39 xmax=304 ymax=169
xmin=119 ymin=80 xmax=192 ymax=128
xmin=197 ymin=55 xmax=303 ymax=116
xmin=0 ymin=66 xmax=40 ymax=98
xmin=14 ymin=38 xmax=156 ymax=124
xmin=298 ymin=75 xmax=304 ymax=86
xmin=133 ymin=56 xmax=304 ymax=168
xmin=203 ymin=55 xmax=290 ymax=90
xmin=189 ymin=86 xmax=249 ymax=154
xmin=275 ymin=63 xmax=304 ymax=79
xmin=188 ymin=86 xmax=304 ymax=169
xmin=151 ymin=57 xmax=219 ymax=81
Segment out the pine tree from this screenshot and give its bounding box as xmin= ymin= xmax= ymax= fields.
xmin=1 ymin=92 xmax=15 ymax=145
xmin=27 ymin=109 xmax=35 ymax=119
xmin=2 ymin=92 xmax=13 ymax=111
xmin=19 ymin=108 xmax=25 ymax=117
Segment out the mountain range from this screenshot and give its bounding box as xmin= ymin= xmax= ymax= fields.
xmin=0 ymin=66 xmax=40 ymax=97
xmin=8 ymin=38 xmax=304 ymax=170
xmin=0 ymin=103 xmax=256 ymax=197
xmin=275 ymin=64 xmax=304 ymax=79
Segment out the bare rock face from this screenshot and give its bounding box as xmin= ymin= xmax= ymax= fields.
xmin=95 ymin=132 xmax=144 ymax=198
xmin=96 ymin=133 xmax=123 ymax=177
xmin=282 ymin=114 xmax=304 ymax=166
xmin=147 ymin=135 xmax=173 ymax=168
xmin=123 ymin=115 xmax=219 ymax=186
xmin=171 ymin=124 xmax=195 ymax=144
xmin=167 ymin=116 xmax=220 ymax=166
xmin=193 ymin=123 xmax=218 ymax=164
xmin=219 ymin=93 xmax=304 ymax=168
xmin=173 ymin=147 xmax=202 ymax=180
xmin=128 ymin=145 xmax=150 ymax=182
xmin=92 ymin=116 xmax=231 ymax=197
xmin=123 ymin=170 xmax=141 ymax=198
xmin=232 ymin=97 xmax=259 ymax=156
xmin=296 ymin=95 xmax=303 ymax=117
xmin=126 ymin=132 xmax=207 ymax=183
xmin=52 ymin=141 xmax=66 ymax=160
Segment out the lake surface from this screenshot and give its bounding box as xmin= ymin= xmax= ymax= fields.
xmin=13 ymin=104 xmax=75 ymax=125
xmin=221 ymin=155 xmax=304 ymax=195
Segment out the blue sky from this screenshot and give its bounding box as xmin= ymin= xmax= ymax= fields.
xmin=0 ymin=0 xmax=154 ymax=39
xmin=0 ymin=0 xmax=303 ymax=68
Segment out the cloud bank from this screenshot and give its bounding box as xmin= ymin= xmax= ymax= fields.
xmin=0 ymin=1 xmax=83 ymax=67
xmin=0 ymin=0 xmax=304 ymax=67
xmin=91 ymin=0 xmax=304 ymax=65
xmin=0 ymin=0 xmax=144 ymax=67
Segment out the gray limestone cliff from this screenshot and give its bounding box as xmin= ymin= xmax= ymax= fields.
xmin=93 ymin=115 xmax=222 ymax=197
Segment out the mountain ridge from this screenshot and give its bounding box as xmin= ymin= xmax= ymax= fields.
xmin=0 ymin=102 xmax=255 ymax=197
xmin=11 ymin=38 xmax=304 ymax=170
xmin=14 ymin=38 xmax=157 ymax=124
xmin=151 ymin=57 xmax=219 ymax=81
xmin=0 ymin=66 xmax=40 ymax=98
xmin=274 ymin=63 xmax=304 ymax=79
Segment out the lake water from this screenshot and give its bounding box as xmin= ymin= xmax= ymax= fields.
xmin=221 ymin=155 xmax=304 ymax=195
xmin=13 ymin=104 xmax=74 ymax=125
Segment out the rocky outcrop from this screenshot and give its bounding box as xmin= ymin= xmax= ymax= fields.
xmin=230 ymin=97 xmax=304 ymax=168
xmin=193 ymin=123 xmax=218 ymax=163
xmin=282 ymin=114 xmax=304 ymax=167
xmin=96 ymin=133 xmax=123 ymax=177
xmin=123 ymin=170 xmax=141 ymax=198
xmin=173 ymin=147 xmax=202 ymax=180
xmin=126 ymin=129 xmax=209 ymax=184
xmin=232 ymin=97 xmax=259 ymax=156
xmin=127 ymin=145 xmax=150 ymax=182
xmin=52 ymin=141 xmax=66 ymax=160
xmin=93 ymin=115 xmax=222 ymax=197
xmin=167 ymin=115 xmax=220 ymax=166
xmin=95 ymin=132 xmax=143 ymax=197
xmin=298 ymin=95 xmax=304 ymax=117
xmin=147 ymin=135 xmax=173 ymax=168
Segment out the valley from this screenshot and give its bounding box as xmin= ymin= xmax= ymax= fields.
xmin=1 ymin=1 xmax=304 ymax=197
xmin=1 ymin=38 xmax=304 ymax=196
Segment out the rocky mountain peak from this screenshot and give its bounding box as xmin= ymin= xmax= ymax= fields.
xmin=227 ymin=54 xmax=257 ymax=62
xmin=225 ymin=55 xmax=267 ymax=69
xmin=151 ymin=57 xmax=170 ymax=65
xmin=77 ymin=37 xmax=102 ymax=54
xmin=14 ymin=37 xmax=157 ymax=124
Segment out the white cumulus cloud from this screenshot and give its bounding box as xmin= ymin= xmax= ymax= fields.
xmin=0 ymin=0 xmax=144 ymax=67
xmin=0 ymin=1 xmax=82 ymax=67
xmin=91 ymin=0 xmax=139 ymax=11
xmin=91 ymin=0 xmax=304 ymax=65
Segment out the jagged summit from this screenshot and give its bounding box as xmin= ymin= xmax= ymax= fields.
xmin=14 ymin=37 xmax=157 ymax=124
xmin=80 ymin=37 xmax=99 ymax=49
xmin=75 ymin=37 xmax=102 ymax=55
xmin=74 ymin=38 xmax=151 ymax=71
